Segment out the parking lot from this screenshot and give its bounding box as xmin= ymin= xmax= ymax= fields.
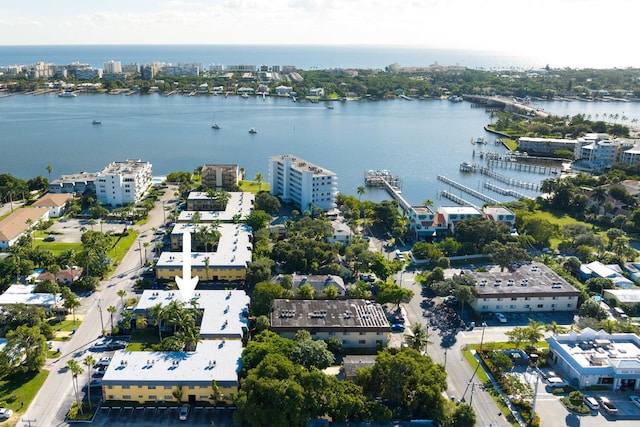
xmin=47 ymin=218 xmax=129 ymax=243
xmin=90 ymin=405 xmax=235 ymax=426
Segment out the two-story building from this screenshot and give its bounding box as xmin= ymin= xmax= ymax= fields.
xmin=467 ymin=262 xmax=581 ymax=314
xmin=177 ymin=192 xmax=254 ymax=224
xmin=270 ymin=299 xmax=389 ymax=349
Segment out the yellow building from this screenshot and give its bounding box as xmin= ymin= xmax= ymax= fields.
xmin=156 ymin=223 xmax=252 ymax=282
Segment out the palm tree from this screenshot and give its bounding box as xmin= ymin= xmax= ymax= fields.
xmin=149 ymin=303 xmax=165 ymax=343
xmin=600 ymin=319 xmax=618 ymax=334
xmin=254 ymin=173 xmax=264 ymax=190
xmin=67 ymin=359 xmax=84 ymax=414
xmin=46 ymin=165 xmax=53 ymax=183
xmin=525 ymin=319 xmax=545 ymax=346
xmin=83 ymin=355 xmax=96 ymax=409
xmin=172 ymin=385 xmax=184 ymax=404
xmin=107 ymin=305 xmax=117 ymax=331
xmin=404 ymin=323 xmax=431 ymax=353
xmin=356 ymin=186 xmax=365 ymax=201
xmin=422 ymin=199 xmax=434 ymax=209
xmin=545 ymin=321 xmax=568 ymax=336
xmin=117 ymin=289 xmax=127 ymax=308
xmin=136 ymin=315 xmax=148 ymax=330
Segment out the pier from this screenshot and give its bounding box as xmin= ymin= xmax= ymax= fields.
xmin=364 ymin=170 xmax=411 ymax=211
xmin=486 ymin=158 xmax=561 ymax=175
xmin=458 ymin=164 xmax=542 ymax=191
xmin=483 ymin=182 xmax=532 ymax=200
xmin=440 ymin=190 xmax=480 ymax=209
xmin=437 ymin=175 xmax=501 ymax=205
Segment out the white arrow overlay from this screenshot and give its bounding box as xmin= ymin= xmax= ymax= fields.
xmin=175 ymin=230 xmax=199 ymax=301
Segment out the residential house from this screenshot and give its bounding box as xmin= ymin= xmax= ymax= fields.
xmin=407 ymin=206 xmax=447 ymax=241
xmin=603 ymin=289 xmax=640 ymax=316
xmin=36 ymin=266 xmax=83 ymax=285
xmin=0 ymin=208 xmax=50 ymax=249
xmin=271 ymin=274 xmax=347 ymax=298
xmin=579 ymin=261 xmax=634 ymax=289
xmin=32 ymin=193 xmax=74 ymax=218
xmin=0 ymin=284 xmax=60 ymax=309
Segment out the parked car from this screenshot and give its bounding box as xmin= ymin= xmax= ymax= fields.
xmin=90 ymin=340 xmax=127 ymax=352
xmin=94 ymin=357 xmax=112 ymax=368
xmin=93 ymin=366 xmax=107 ymax=377
xmin=629 ymin=395 xmax=640 ymax=409
xmin=546 ymin=377 xmax=568 ymax=388
xmin=179 ymin=404 xmax=190 ymax=421
xmin=0 ymin=408 xmax=13 ymax=420
xmin=599 ymin=396 xmax=618 ymax=414
xmin=494 ymin=312 xmax=507 ymax=323
xmin=584 ymin=395 xmax=599 ymax=410
xmin=88 ymin=379 xmax=103 ymax=388
xmin=443 ymin=295 xmax=458 ymax=306
xmin=43 ymin=235 xmax=55 ymax=242
xmin=390 ymin=323 xmax=406 ymax=332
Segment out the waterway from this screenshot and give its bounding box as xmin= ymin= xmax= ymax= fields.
xmin=1 ymin=93 xmax=637 ymax=206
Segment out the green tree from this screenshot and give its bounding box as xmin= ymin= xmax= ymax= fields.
xmin=375 ymin=281 xmax=414 ymax=310
xmin=484 ymin=241 xmax=531 ymax=272
xmin=83 ymin=355 xmax=96 ymax=408
xmin=452 ymin=403 xmax=477 ymax=427
xmin=321 ymin=284 xmax=339 ymax=299
xmin=107 ymin=305 xmax=117 ymax=331
xmin=67 ymin=359 xmax=84 ymax=414
xmin=545 ymin=321 xmax=568 ymax=336
xmin=5 ymin=324 xmax=47 ymax=372
xmin=251 ymin=281 xmax=284 ymax=316
xmin=404 ymin=323 xmax=431 ymax=353
xmin=297 ymin=283 xmax=315 ymax=299
xmin=246 ymin=257 xmax=274 ymax=285
xmin=291 ymin=337 xmax=335 ymax=369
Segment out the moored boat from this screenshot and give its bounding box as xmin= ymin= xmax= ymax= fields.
xmin=249 ymin=128 xmax=257 ymax=134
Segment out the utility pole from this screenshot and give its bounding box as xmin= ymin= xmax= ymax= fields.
xmin=97 ymin=299 xmax=105 ymax=335
xmin=138 ymin=239 xmax=143 ymax=265
xmin=531 ymin=370 xmax=540 ymax=423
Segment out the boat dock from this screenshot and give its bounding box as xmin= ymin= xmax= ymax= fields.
xmin=483 ymin=182 xmax=532 ymax=200
xmin=440 ymin=190 xmax=480 ymax=210
xmin=364 ymin=170 xmax=410 ymax=211
xmin=437 ymin=175 xmax=501 ymax=205
xmin=458 ymin=164 xmax=542 ymax=191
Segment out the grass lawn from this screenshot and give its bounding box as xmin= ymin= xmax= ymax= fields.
xmin=239 ymin=180 xmax=269 ymax=194
xmin=128 ymin=328 xmax=161 ymax=351
xmin=108 ymin=229 xmax=139 ymax=264
xmin=521 ymin=209 xmax=608 ymax=248
xmin=32 ymin=241 xmax=82 ymax=254
xmin=502 ymin=138 xmax=519 ymax=151
xmin=0 ymin=370 xmax=49 ymax=417
xmin=48 ymin=317 xmax=81 ymax=333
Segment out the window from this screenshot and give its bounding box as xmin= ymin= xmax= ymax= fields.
xmin=509 ymin=305 xmax=516 ymax=309
xmin=537 ymin=304 xmax=543 ymax=308
xmin=149 ymin=395 xmax=157 ymax=400
xmin=567 ymin=304 xmax=572 ymax=307
xmin=358 ymin=340 xmax=366 ymax=344
xmin=148 ymin=385 xmax=156 ymax=389
xmin=524 ymin=297 xmax=530 ymax=301
xmin=552 ymin=296 xmax=557 ymax=300
xmin=165 ymin=395 xmax=172 ymax=400
xmin=497 ymin=298 xmax=503 ymax=301
xmin=511 ymin=297 xmax=517 ymax=301
xmin=359 ymin=332 xmax=366 ymax=336
xmin=342 ymin=340 xmax=349 ymax=345
xmin=524 ymin=304 xmax=530 ymax=309
xmin=122 ymin=385 xmax=130 ymax=389
xmin=123 ymin=395 xmax=131 ymax=400
xmin=328 ymin=331 xmax=336 ymax=336
xmin=496 ymin=305 xmax=502 ymax=309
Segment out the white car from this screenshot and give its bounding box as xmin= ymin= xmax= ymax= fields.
xmin=494 ymin=312 xmax=507 ymax=323
xmin=546 ymin=376 xmax=568 ymax=388
xmin=0 ymin=408 xmax=13 ymax=419
xmin=629 ymin=395 xmax=640 ymax=409
xmin=584 ymin=395 xmax=599 ymax=410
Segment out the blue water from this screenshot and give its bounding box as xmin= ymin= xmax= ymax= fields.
xmin=0 ymin=45 xmax=547 ymax=70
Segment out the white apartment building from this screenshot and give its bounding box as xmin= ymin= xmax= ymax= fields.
xmin=437 ymin=206 xmax=483 ymax=234
xmin=95 ymin=159 xmax=152 ymax=206
xmin=103 ymin=60 xmax=122 ymax=74
xmin=268 ymin=155 xmax=338 ymax=211
xmin=467 ymin=262 xmax=581 ymax=314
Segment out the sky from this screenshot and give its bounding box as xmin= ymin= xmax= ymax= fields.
xmin=0 ymin=0 xmax=638 ymax=66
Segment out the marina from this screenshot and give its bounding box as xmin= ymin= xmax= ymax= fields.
xmin=440 ymin=190 xmax=480 ymax=209
xmin=437 ymin=175 xmax=501 ymax=205
xmin=364 ymin=170 xmax=411 ymax=210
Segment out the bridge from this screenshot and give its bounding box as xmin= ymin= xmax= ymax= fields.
xmin=463 ymin=95 xmax=550 ymax=118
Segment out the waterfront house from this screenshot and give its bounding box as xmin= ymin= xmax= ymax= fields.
xmin=436 ymin=206 xmax=483 ymax=235
xmin=407 ymin=206 xmax=447 ymax=241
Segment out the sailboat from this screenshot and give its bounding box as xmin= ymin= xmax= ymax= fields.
xmin=249 ymin=127 xmax=258 ymax=134
xmin=211 ymin=114 xmax=221 ymax=129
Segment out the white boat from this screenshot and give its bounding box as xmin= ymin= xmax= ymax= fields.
xmin=92 ymin=119 xmax=101 ymax=125
xmin=212 ymin=123 xmax=221 ymax=130
xmin=241 ymin=93 xmax=249 ymax=99
xmin=58 ymin=92 xmax=77 ymax=98
xmin=249 ymin=128 xmax=257 ymax=134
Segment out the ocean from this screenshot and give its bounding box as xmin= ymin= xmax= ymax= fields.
xmin=0 ymin=44 xmax=549 ymax=71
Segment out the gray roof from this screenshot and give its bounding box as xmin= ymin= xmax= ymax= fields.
xmin=467 ymin=262 xmax=580 ymax=298
xmin=270 ymin=299 xmax=389 ymax=332
xmin=272 ymin=274 xmax=346 ymax=295
xmin=178 ymin=192 xmax=254 ymax=223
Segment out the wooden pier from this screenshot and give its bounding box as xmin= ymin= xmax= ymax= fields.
xmin=440 ymin=190 xmax=480 ymax=209
xmin=364 ymin=170 xmax=410 ymax=211
xmin=437 ymin=175 xmax=501 ymax=205
xmin=483 ymin=182 xmax=532 ymax=200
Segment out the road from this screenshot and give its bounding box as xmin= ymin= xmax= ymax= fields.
xmin=396 ymin=268 xmax=640 ymax=427
xmin=19 ymin=186 xmax=176 ymax=427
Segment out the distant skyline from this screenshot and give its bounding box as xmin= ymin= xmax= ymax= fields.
xmin=1 ymin=0 xmax=637 ymax=68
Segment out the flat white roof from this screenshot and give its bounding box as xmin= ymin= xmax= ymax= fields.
xmin=136 ymin=290 xmax=250 ymax=339
xmin=604 ymin=289 xmax=640 ymax=304
xmin=102 ymin=340 xmax=242 ymax=387
xmin=179 ymin=192 xmax=254 ymax=223
xmin=438 ymin=206 xmax=482 ymax=215
xmin=162 ymin=223 xmax=252 ymax=268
